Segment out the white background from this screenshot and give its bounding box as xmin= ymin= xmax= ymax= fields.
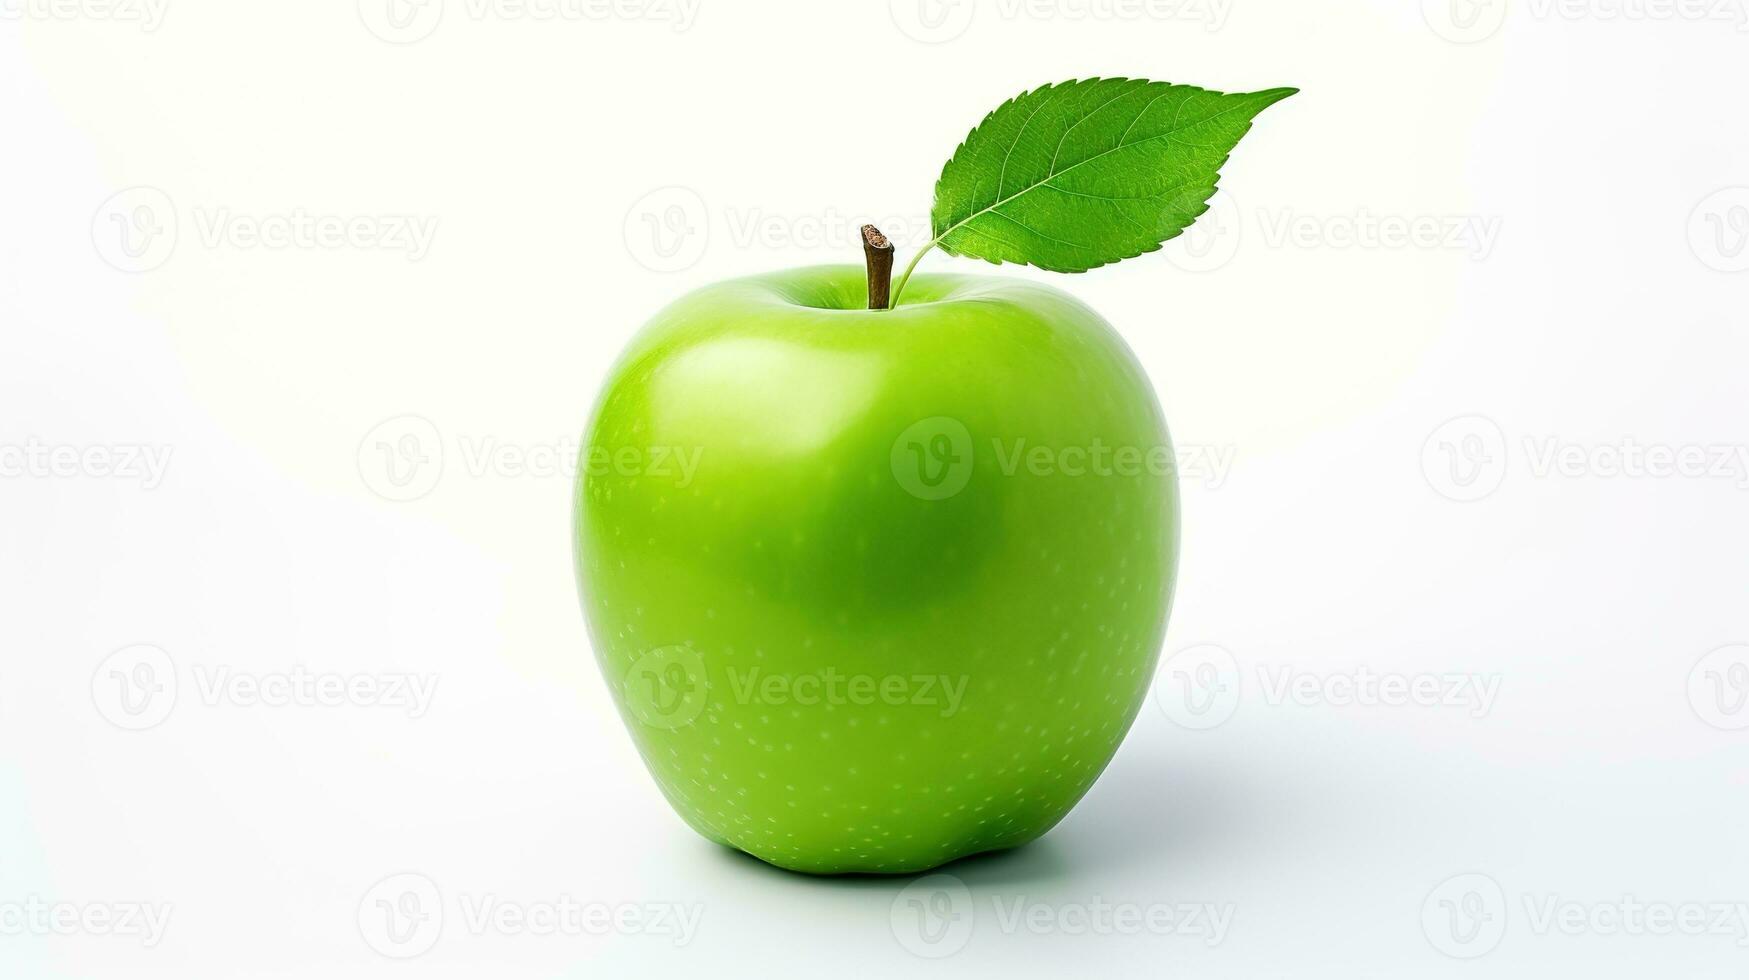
xmin=3 ymin=0 xmax=1748 ymax=976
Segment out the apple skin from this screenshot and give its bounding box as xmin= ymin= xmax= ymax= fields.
xmin=575 ymin=265 xmax=1178 ymax=874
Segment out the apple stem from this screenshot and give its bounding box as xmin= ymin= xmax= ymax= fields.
xmin=861 ymin=224 xmax=894 ymax=310
xmin=886 ymin=238 xmax=937 ymax=310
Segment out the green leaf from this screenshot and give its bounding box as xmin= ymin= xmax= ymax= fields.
xmin=928 ymin=78 xmax=1296 ymax=274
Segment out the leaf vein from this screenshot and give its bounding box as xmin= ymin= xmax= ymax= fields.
xmin=1048 ymin=80 xmax=1146 ymax=173
xmin=938 ymin=96 xmax=1270 ymax=251
xmin=989 ymin=208 xmax=1092 ymax=251
xmin=996 ymin=85 xmax=1069 ymax=200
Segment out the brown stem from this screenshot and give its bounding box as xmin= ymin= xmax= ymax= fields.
xmin=861 ymin=224 xmax=894 ymax=310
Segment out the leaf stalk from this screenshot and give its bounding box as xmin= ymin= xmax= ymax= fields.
xmin=886 ymin=237 xmax=937 ymax=310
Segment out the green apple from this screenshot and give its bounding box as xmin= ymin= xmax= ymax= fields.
xmin=575 ymin=264 xmax=1178 ymax=874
